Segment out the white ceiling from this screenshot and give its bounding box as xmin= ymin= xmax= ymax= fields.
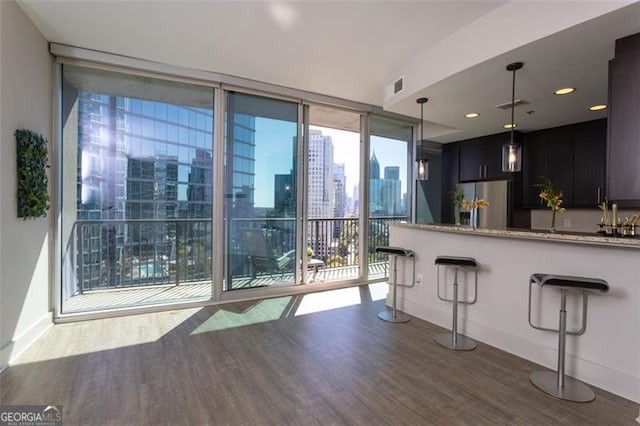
xmin=18 ymin=0 xmax=640 ymax=143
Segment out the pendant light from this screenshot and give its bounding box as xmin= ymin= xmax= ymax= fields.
xmin=501 ymin=62 xmax=523 ymax=172
xmin=416 ymin=97 xmax=429 ymax=181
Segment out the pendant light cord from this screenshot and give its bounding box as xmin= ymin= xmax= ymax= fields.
xmin=511 ymin=67 xmax=516 ymax=144
xmin=506 ymin=62 xmax=522 ymax=143
xmin=416 ymin=97 xmax=428 ymax=155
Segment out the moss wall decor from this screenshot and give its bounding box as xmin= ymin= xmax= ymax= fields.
xmin=16 ymin=129 xmax=50 ymax=219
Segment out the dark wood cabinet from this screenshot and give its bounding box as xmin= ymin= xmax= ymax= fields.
xmin=521 ymin=130 xmax=548 ymax=206
xmin=607 ymin=35 xmax=640 ymax=206
xmin=458 ymin=132 xmax=513 ymax=181
xmin=574 ymin=119 xmax=606 ymax=205
xmin=521 ymin=119 xmax=606 ymax=208
xmin=545 ymin=126 xmax=574 ymax=206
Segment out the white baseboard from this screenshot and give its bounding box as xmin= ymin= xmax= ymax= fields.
xmin=0 ymin=312 xmax=52 ymax=372
xmin=400 ymin=297 xmax=639 ymax=404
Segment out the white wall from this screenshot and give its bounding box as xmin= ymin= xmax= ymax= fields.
xmin=0 ymin=1 xmax=53 ymax=370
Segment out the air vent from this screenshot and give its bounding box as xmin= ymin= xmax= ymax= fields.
xmin=393 ymin=77 xmax=404 ymax=95
xmin=495 ymin=99 xmax=529 ymax=110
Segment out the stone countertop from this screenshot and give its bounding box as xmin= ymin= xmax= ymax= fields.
xmin=391 ymin=223 xmax=640 ymax=249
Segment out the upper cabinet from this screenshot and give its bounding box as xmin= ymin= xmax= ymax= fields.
xmin=521 ymin=119 xmax=606 ymax=208
xmin=458 ymin=132 xmax=516 ymax=182
xmin=607 ymin=32 xmax=640 ymax=207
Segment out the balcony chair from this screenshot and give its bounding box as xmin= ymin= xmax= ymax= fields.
xmin=243 ymin=228 xmax=294 ymax=280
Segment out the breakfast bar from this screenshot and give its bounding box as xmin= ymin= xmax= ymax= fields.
xmin=387 ymin=223 xmax=640 ymax=403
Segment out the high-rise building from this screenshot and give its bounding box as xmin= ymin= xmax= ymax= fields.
xmin=384 ymin=166 xmax=399 ymax=181
xmin=332 ymin=163 xmax=346 ymax=238
xmin=308 ymin=129 xmax=334 ymax=219
xmin=230 ymin=113 xmax=257 ymax=218
xmin=74 ymin=92 xmax=214 ymax=289
xmin=307 ymin=129 xmax=334 ymax=258
xmin=369 ymin=156 xmax=402 ymax=216
xmin=333 ymin=163 xmax=346 ymax=218
xmin=369 ymin=151 xmax=380 ymax=180
xmin=274 ymin=171 xmax=295 ymax=216
xmin=187 ymin=149 xmax=213 ymax=219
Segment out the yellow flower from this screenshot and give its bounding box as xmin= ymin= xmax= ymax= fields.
xmin=535 ymin=176 xmax=566 ymax=215
xmin=463 ymin=198 xmax=490 ymax=210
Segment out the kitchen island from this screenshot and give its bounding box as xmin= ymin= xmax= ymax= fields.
xmin=387 ymin=223 xmax=639 ymax=405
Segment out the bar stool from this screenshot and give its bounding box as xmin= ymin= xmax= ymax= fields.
xmin=376 ymin=246 xmax=415 ymax=323
xmin=528 ymin=273 xmax=609 ymax=402
xmin=434 ymin=256 xmax=478 ymax=350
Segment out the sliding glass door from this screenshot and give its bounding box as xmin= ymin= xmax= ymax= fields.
xmin=224 ymin=92 xmax=299 ymax=290
xmin=307 ymin=105 xmax=362 ymax=282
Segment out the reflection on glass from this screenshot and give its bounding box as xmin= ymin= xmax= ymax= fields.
xmin=225 ymin=92 xmax=298 ymax=290
xmin=61 ymin=65 xmax=214 ymax=313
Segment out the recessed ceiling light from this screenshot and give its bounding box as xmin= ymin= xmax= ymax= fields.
xmin=554 ymin=87 xmax=575 ymax=95
xmin=503 ymin=123 xmax=516 ymax=129
xmin=589 ymin=104 xmax=607 ymax=111
xmin=464 ymin=112 xmax=479 ymax=118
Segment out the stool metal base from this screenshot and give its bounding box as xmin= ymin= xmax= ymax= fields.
xmin=434 ymin=332 xmax=477 ymax=351
xmin=530 ymin=371 xmax=595 ymax=402
xmin=378 ymin=309 xmax=411 ymax=323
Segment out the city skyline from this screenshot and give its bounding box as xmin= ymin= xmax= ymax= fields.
xmin=254 ymin=124 xmax=408 ymax=213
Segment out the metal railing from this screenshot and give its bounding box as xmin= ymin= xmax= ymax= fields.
xmin=71 ymin=215 xmax=406 ymax=292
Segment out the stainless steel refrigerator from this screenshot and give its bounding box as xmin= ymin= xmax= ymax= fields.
xmin=457 ymin=180 xmax=508 ymax=228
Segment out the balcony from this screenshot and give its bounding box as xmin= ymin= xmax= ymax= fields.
xmin=63 ymin=216 xmax=406 ymax=313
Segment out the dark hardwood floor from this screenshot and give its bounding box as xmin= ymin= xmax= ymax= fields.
xmin=1 ymin=285 xmax=638 ymax=425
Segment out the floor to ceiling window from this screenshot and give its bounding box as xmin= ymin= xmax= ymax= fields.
xmin=224 ymin=92 xmax=299 ymax=290
xmin=60 ymin=65 xmax=214 ymax=313
xmin=55 ymin=49 xmax=417 ymax=317
xmin=368 ymin=116 xmax=413 ymax=278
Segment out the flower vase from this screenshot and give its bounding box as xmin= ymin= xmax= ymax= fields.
xmin=454 ymin=205 xmax=461 ymax=226
xmin=550 ymin=209 xmax=556 ymax=232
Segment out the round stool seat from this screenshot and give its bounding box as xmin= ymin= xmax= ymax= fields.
xmin=376 ymin=246 xmax=415 ymax=257
xmin=435 ymin=256 xmax=477 ymax=268
xmin=530 ymin=273 xmax=609 ymax=293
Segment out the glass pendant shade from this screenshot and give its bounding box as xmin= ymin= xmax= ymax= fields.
xmin=501 ymin=62 xmax=523 ymax=173
xmin=417 ymin=158 xmax=429 ymax=181
xmin=502 ymin=142 xmax=521 ymax=172
xmin=416 ymin=97 xmax=429 ymax=181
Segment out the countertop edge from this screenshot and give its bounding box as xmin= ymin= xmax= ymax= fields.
xmin=391 ymin=223 xmax=640 ymax=249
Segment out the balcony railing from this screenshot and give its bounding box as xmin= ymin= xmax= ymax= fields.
xmin=70 ymin=216 xmax=406 ymax=293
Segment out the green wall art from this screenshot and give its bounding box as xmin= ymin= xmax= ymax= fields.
xmin=16 ymin=129 xmax=50 ymax=219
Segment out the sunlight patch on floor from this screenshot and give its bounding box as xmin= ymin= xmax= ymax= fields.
xmin=10 ymin=284 xmax=389 ymax=365
xmin=294 ymin=287 xmax=362 ymax=316
xmin=368 ymin=282 xmax=389 ymax=301
xmin=9 ymin=307 xmax=200 ymax=365
xmin=294 ymin=283 xmax=387 ymax=316
xmin=191 ymin=297 xmax=293 ymax=334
